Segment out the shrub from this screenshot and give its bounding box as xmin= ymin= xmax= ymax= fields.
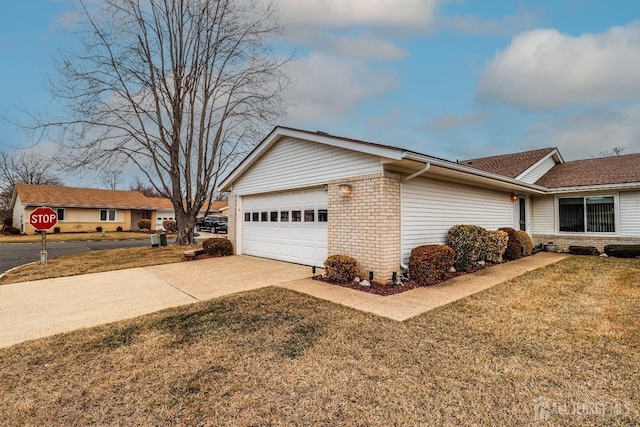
xmin=447 ymin=224 xmax=485 ymax=271
xmin=408 ymin=245 xmax=455 ymax=286
xmin=137 ymin=218 xmax=152 ymax=230
xmin=162 ymin=219 xmax=177 ymax=232
xmin=53 ymin=227 xmax=61 ymax=234
xmin=481 ymin=230 xmax=509 ymax=263
xmin=517 ymin=230 xmax=534 ymax=257
xmin=604 ymin=244 xmax=640 ymax=258
xmin=569 ymin=246 xmax=599 ymax=256
xmin=324 ymin=255 xmax=357 ymax=283
xmin=3 ymin=218 xmax=12 ymax=227
xmin=6 ymin=226 xmax=20 ymax=235
xmin=116 ymin=226 xmax=123 ymax=232
xmin=202 ymin=238 xmax=233 ymax=257
xmin=96 ymin=226 xmax=103 ymax=232
xmin=499 ymin=227 xmax=523 ymax=260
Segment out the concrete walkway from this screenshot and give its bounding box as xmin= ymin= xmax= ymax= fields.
xmin=0 ymin=252 xmax=568 ymax=348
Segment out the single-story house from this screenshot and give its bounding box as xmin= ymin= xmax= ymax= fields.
xmin=220 ymin=126 xmax=640 ymax=281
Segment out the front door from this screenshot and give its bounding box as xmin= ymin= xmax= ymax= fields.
xmin=518 ymin=197 xmax=526 ymax=231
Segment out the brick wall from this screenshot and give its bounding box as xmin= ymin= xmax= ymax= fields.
xmin=227 ymin=194 xmax=237 ymax=254
xmin=532 ymin=234 xmax=640 ymax=251
xmin=328 ymin=171 xmax=401 ymax=283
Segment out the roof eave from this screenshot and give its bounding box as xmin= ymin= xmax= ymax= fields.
xmin=545 ymin=182 xmax=640 ymax=193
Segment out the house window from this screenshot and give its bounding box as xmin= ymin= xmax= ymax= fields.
xmin=559 ymin=196 xmax=615 ymax=233
xmin=56 ymin=208 xmax=65 ymax=221
xmin=292 ymin=210 xmax=301 ymax=222
xmin=261 ymin=212 xmax=268 ymax=222
xmin=318 ymin=209 xmax=328 ymax=222
xmin=100 ymin=209 xmax=116 ymax=222
xmin=280 ymin=211 xmax=289 ymax=222
xmin=252 ymin=212 xmax=259 ymax=222
xmin=270 ymin=211 xmax=278 ymax=222
xmin=244 ymin=212 xmax=251 ymax=222
xmin=304 ymin=209 xmax=315 ymax=222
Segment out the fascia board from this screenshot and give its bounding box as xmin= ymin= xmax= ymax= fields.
xmin=514 ymin=149 xmax=561 ymax=181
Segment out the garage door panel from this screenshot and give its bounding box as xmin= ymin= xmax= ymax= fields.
xmin=242 ymin=188 xmax=327 ymax=267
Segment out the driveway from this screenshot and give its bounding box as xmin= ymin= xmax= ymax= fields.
xmin=0 ymin=256 xmax=312 ymax=348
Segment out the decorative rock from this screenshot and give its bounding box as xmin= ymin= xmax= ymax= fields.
xmin=449 ymin=266 xmax=456 ymax=273
xmin=600 ymin=253 xmax=608 ymax=257
xmin=477 ymin=260 xmax=486 ymax=267
xmin=360 ymin=279 xmax=371 ymax=287
xmin=353 ymin=276 xmax=361 ymax=283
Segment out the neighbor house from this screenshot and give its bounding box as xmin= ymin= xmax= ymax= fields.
xmin=220 ymin=126 xmax=640 ymax=281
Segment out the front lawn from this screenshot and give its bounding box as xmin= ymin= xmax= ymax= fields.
xmin=0 ymin=231 xmax=152 ymax=244
xmin=0 ymin=256 xmax=638 ymax=425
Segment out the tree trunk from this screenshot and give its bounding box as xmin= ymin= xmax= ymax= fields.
xmin=174 ymin=208 xmax=197 ymax=246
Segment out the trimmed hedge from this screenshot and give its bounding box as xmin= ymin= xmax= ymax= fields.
xmin=481 ymin=230 xmax=509 ymax=263
xmin=604 ymin=245 xmax=640 ymax=258
xmin=569 ymin=245 xmax=599 ymax=256
xmin=202 ymin=238 xmax=233 ymax=256
xmin=137 ymin=218 xmax=152 ymax=230
xmin=499 ymin=227 xmax=523 ymax=260
xmin=447 ymin=224 xmax=485 ymax=272
xmin=162 ymin=219 xmax=177 ymax=232
xmin=324 ymin=255 xmax=357 ymax=283
xmin=408 ymin=245 xmax=455 ymax=286
xmin=517 ymin=230 xmax=534 ymax=257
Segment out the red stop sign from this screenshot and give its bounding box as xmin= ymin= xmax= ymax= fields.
xmin=29 ymin=207 xmax=58 ymax=231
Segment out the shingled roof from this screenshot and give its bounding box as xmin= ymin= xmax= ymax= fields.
xmin=461 ymin=147 xmax=557 ymax=178
xmin=535 ymin=153 xmax=640 ymax=188
xmin=14 ymin=184 xmax=166 ymax=209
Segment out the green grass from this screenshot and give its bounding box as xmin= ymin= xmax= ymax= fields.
xmin=0 ymin=256 xmax=638 ymax=425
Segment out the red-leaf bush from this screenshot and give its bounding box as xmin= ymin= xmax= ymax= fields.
xmin=162 ymin=219 xmax=177 ymax=232
xmin=499 ymin=227 xmax=523 ymax=260
xmin=408 ymin=245 xmax=455 ymax=286
xmin=202 ymin=238 xmax=233 ymax=256
xmin=324 ymin=255 xmax=358 ymax=283
xmin=137 ymin=219 xmax=152 ymax=231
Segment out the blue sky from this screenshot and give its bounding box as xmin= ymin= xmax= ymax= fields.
xmin=1 ymin=0 xmax=640 ymax=187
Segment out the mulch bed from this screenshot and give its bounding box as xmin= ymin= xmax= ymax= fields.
xmin=312 ymin=262 xmax=501 ymax=296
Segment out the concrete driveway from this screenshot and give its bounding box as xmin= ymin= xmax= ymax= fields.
xmin=0 ymin=256 xmax=312 ymax=348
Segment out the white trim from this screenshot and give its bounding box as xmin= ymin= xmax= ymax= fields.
xmin=514 ymin=149 xmax=563 ymax=181
xmin=235 ymin=195 xmax=243 ymax=254
xmin=547 ymin=182 xmax=640 ymax=193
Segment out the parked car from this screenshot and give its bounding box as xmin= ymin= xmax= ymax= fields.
xmin=195 ymin=215 xmax=228 ymax=233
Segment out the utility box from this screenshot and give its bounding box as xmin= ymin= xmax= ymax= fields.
xmin=159 ymin=232 xmax=167 ymax=247
xmin=150 ymin=234 xmax=159 ymax=247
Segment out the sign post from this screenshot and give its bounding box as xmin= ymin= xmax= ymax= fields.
xmin=28 ymin=207 xmax=58 ymax=265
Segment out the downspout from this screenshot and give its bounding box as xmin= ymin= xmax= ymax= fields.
xmin=399 ymin=163 xmax=431 ymax=270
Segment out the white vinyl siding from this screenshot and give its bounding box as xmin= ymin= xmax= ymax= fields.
xmin=232 ymin=137 xmax=382 ymax=195
xmin=530 ymin=196 xmax=555 ymax=234
xmin=518 ymin=156 xmax=557 ymax=184
xmin=619 ymin=191 xmax=640 ymax=237
xmin=401 ymin=176 xmax=515 ymax=263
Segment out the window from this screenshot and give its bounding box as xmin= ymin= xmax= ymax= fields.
xmin=270 ymin=211 xmax=278 ymax=222
xmin=559 ymin=196 xmax=615 ymax=233
xmin=252 ymin=212 xmax=259 ymax=222
xmin=318 ymin=209 xmax=328 ymax=222
xmin=280 ymin=211 xmax=289 ymax=222
xmin=261 ymin=212 xmax=268 ymax=222
xmin=292 ymin=210 xmax=301 ymax=222
xmin=304 ymin=209 xmax=315 ymax=222
xmin=100 ymin=209 xmax=116 ymax=222
xmin=56 ymin=208 xmax=65 ymax=221
xmin=244 ymin=212 xmax=251 ymax=222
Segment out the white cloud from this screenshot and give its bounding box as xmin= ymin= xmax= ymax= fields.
xmin=477 ymin=22 xmax=640 ymax=109
xmin=444 ymin=10 xmax=538 ymax=36
xmin=279 ymin=0 xmax=438 ymax=29
xmin=527 ymin=104 xmax=640 ymax=159
xmin=284 ymin=53 xmax=399 ymax=123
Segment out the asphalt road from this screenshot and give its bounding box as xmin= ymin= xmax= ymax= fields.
xmin=0 ymin=232 xmax=221 ymax=274
xmin=0 ymin=239 xmax=161 ymax=274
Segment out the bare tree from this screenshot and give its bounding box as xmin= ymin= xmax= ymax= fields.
xmin=43 ymin=0 xmax=289 ymax=244
xmin=0 ymin=151 xmax=63 ymax=218
xmin=598 ymin=146 xmax=626 ymax=157
xmin=100 ymin=169 xmax=123 ymax=190
xmin=129 ymin=176 xmax=163 ymax=198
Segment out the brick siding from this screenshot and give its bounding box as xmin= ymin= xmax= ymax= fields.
xmin=227 ymin=194 xmax=237 ymax=254
xmin=532 ymin=234 xmax=640 ymax=251
xmin=328 ymin=171 xmax=402 ymax=283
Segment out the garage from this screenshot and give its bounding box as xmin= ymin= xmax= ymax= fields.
xmin=241 ymin=187 xmax=328 ymax=267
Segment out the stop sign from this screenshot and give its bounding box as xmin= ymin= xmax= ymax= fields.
xmin=29 ymin=206 xmax=58 ymax=231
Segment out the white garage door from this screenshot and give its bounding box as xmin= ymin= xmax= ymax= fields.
xmin=242 ymin=188 xmax=328 ymax=267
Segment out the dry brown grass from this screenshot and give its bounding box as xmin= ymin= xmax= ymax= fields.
xmin=0 ymin=231 xmax=152 ymax=243
xmin=0 ymin=256 xmax=638 ymax=425
xmin=0 ymin=246 xmax=191 ymax=284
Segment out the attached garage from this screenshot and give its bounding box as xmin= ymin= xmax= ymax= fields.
xmin=240 ymin=187 xmax=328 ymax=267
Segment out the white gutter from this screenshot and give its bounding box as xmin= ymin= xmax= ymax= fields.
xmin=399 ymin=163 xmax=431 ymax=270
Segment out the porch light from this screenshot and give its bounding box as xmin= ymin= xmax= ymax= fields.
xmin=511 ymin=193 xmax=519 ymax=201
xmin=338 ymin=183 xmax=352 ymax=196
